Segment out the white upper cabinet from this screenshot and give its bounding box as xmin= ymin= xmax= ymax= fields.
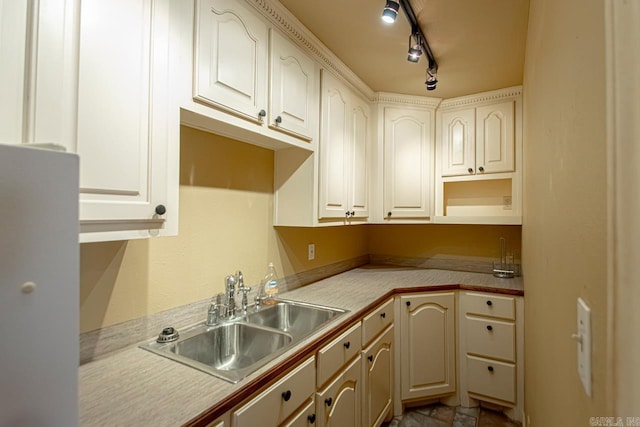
xmin=382 ymin=106 xmax=433 ymax=220
xmin=475 ymin=100 xmax=515 ymax=174
xmin=76 ymin=0 xmax=176 ymax=242
xmin=194 ymin=0 xmax=268 ymax=124
xmin=441 ymin=108 xmax=475 ymax=176
xmin=318 ymin=72 xmax=369 ymax=221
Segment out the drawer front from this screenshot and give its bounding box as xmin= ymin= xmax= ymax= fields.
xmin=461 ymin=292 xmax=515 ymax=320
xmin=466 ymin=355 xmax=516 ymax=404
xmin=362 ymin=298 xmax=394 ymax=346
xmin=465 ymin=315 xmax=515 ymax=362
xmin=317 ymin=322 xmax=362 ymax=388
xmin=233 ymin=357 xmax=315 ymax=426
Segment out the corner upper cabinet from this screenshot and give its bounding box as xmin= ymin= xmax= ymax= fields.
xmin=77 ymin=0 xmax=177 ymax=242
xmin=382 ymin=106 xmax=434 ymax=220
xmin=318 ymin=71 xmax=370 ymax=221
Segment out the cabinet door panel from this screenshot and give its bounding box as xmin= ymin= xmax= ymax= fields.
xmin=194 ymin=0 xmax=268 ymax=122
xmin=383 ymin=107 xmax=432 ymax=219
xmin=363 ymin=326 xmax=393 ymax=427
xmin=441 ymin=109 xmax=475 ymax=176
xmin=476 ymin=101 xmax=514 ymax=174
xmin=316 ymin=356 xmax=361 ymax=427
xmin=349 ymin=98 xmax=370 ymax=218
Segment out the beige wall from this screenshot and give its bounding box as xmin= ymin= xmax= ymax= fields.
xmin=522 ymin=0 xmax=607 ymax=424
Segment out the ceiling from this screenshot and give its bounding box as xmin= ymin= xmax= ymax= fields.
xmin=278 ymin=0 xmax=530 ymax=99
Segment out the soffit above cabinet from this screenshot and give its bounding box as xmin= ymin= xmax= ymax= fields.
xmin=277 ymin=0 xmax=529 ymax=99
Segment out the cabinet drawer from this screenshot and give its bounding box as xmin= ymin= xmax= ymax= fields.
xmin=362 ymin=298 xmax=394 ymax=346
xmin=466 ymin=355 xmax=516 ymax=404
xmin=233 ymin=357 xmax=315 ymax=426
xmin=317 ymin=322 xmax=362 ymax=388
xmin=465 ymin=315 xmax=515 ymax=362
xmin=461 ymin=292 xmax=515 ymax=320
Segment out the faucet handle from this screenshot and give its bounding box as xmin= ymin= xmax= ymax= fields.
xmin=236 ymin=270 xmax=244 ymax=287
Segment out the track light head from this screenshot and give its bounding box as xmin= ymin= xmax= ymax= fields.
xmin=381 ymin=0 xmax=399 ymax=24
xmin=407 ymin=34 xmax=422 ymax=62
xmin=426 ymin=72 xmax=438 ymax=91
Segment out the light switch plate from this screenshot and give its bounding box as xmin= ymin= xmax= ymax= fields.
xmin=577 ymin=297 xmax=592 ymax=397
xmin=308 ymin=243 xmax=315 ymax=260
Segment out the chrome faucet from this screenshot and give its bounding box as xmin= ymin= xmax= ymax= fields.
xmin=224 ymin=274 xmax=237 ymax=319
xmin=236 ymin=270 xmax=252 ymax=314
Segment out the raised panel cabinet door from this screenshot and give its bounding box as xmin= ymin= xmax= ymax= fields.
xmin=349 ymin=95 xmax=370 ymax=219
xmin=77 ymin=0 xmax=171 ymax=234
xmin=318 ymin=72 xmax=350 ymax=219
xmin=400 ymin=293 xmax=456 ymax=400
xmin=441 ymin=108 xmax=475 ymax=177
xmin=475 ymin=100 xmax=515 ymax=174
xmin=269 ymin=29 xmax=317 ymax=141
xmin=383 ymin=107 xmax=432 ymax=219
xmin=194 ymin=0 xmax=268 ymax=123
xmin=316 ymin=356 xmax=361 ymax=427
xmin=362 ymin=326 xmax=393 ymax=427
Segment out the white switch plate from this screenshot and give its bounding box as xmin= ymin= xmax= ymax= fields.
xmin=577 ymin=297 xmax=592 ymax=397
xmin=308 ymin=243 xmax=315 ymax=260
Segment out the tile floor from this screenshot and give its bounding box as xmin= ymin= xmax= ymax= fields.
xmin=383 ymin=403 xmax=522 ymax=427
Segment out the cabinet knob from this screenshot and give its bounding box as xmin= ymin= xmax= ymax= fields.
xmin=486 ymin=325 xmax=493 ymax=331
xmin=406 ymin=301 xmax=411 ymax=307
xmin=155 ymin=204 xmax=166 ymax=215
xmin=258 ymin=109 xmax=266 ymax=120
xmin=486 ymin=300 xmax=493 ymax=306
xmin=478 ymin=166 xmax=485 ymax=172
xmin=350 ymin=210 xmax=355 ymax=217
xmin=343 ymin=341 xmax=350 ymax=349
xmin=308 ymin=414 xmax=316 ymax=424
xmin=387 ymin=211 xmax=392 ymax=217
xmin=380 ymin=312 xmax=386 ymax=319
xmin=275 ymin=115 xmax=282 ymax=124
xmin=467 ymin=168 xmax=474 ymax=174
xmin=488 ymin=366 xmax=494 ymax=372
xmin=325 ymin=397 xmax=332 ymax=407
xmin=281 ymin=390 xmax=292 ymax=401
xmin=368 ymin=355 xmax=373 ymax=362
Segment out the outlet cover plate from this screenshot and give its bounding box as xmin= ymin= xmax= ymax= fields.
xmin=577 ymin=297 xmax=592 ymax=397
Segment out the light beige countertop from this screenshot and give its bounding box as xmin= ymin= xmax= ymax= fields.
xmin=79 ymin=266 xmax=524 ymax=426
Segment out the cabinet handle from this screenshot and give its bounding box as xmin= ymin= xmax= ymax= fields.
xmin=488 ymin=366 xmax=494 ymax=372
xmin=258 ymin=109 xmax=266 ymax=121
xmin=155 ymin=204 xmax=166 ymax=215
xmin=486 ymin=300 xmax=493 ymax=306
xmin=478 ymin=166 xmax=485 ymax=172
xmin=368 ymin=355 xmax=373 ymax=362
xmin=325 ymin=397 xmax=332 ymax=407
xmin=387 ymin=211 xmax=392 ymax=217
xmin=468 ymin=168 xmax=474 ymax=174
xmin=350 ymin=210 xmax=355 ymax=217
xmin=343 ymin=341 xmax=350 ymax=349
xmin=281 ymin=390 xmax=292 ymax=401
xmin=487 ymin=325 xmax=493 ymax=331
xmin=406 ymin=301 xmax=411 ymax=307
xmin=380 ymin=312 xmax=386 ymax=319
xmin=275 ymin=115 xmax=282 ymax=124
xmin=308 ymin=414 xmax=316 ymax=424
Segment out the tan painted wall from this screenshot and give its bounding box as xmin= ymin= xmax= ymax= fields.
xmin=522 ymin=0 xmax=607 ymax=424
xmin=79 ymin=127 xmax=368 ymax=333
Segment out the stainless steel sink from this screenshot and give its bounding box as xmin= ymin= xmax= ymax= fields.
xmin=141 ymin=299 xmax=347 ymax=383
xmin=245 ymin=300 xmax=345 ymax=339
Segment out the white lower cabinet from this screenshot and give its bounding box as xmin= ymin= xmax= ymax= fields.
xmin=316 ymin=355 xmax=362 ymax=427
xmin=362 ymin=325 xmax=393 ymax=427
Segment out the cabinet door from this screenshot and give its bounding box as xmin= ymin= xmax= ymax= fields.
xmin=349 ymin=96 xmax=370 ymax=219
xmin=362 ymin=326 xmax=393 ymax=427
xmin=399 ymin=293 xmax=455 ymax=400
xmin=383 ymin=107 xmax=432 ymax=219
xmin=318 ymin=72 xmax=350 ymax=219
xmin=194 ymin=0 xmax=268 ymax=123
xmin=269 ymin=29 xmax=317 ymax=141
xmin=475 ymin=100 xmax=515 ymax=174
xmin=77 ymin=0 xmax=171 ymax=239
xmin=316 ymin=355 xmax=361 ymax=427
xmin=441 ymin=108 xmax=475 ymax=177
xmin=282 ymin=397 xmax=316 ymax=427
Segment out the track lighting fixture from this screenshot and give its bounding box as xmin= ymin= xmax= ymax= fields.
xmin=426 ymin=70 xmax=438 ymax=91
xmin=381 ymin=0 xmax=399 ymax=24
xmin=407 ymin=33 xmax=422 ymax=63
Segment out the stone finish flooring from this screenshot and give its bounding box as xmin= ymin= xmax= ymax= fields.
xmin=383 ymin=404 xmax=522 ymax=427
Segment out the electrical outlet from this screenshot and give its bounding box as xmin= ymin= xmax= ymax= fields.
xmin=503 ymin=195 xmax=512 ymax=210
xmin=308 ymin=243 xmax=315 ymax=260
xmin=574 ymin=298 xmax=592 ymax=397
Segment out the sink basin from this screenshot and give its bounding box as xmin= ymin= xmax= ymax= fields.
xmin=245 ymin=300 xmax=345 ymax=339
xmin=141 ymin=299 xmax=347 ymax=383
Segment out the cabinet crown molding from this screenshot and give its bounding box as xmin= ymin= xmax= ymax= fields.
xmin=374 ymin=92 xmax=442 ymax=109
xmin=438 ymin=86 xmax=523 ymax=110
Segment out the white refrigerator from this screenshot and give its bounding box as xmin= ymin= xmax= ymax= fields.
xmin=0 ymin=144 xmax=79 ymax=427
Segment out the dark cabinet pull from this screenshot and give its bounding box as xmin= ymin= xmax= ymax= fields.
xmin=155 ymin=204 xmax=166 ymax=215
xmin=406 ymin=301 xmax=411 ymax=307
xmin=308 ymin=414 xmax=316 ymax=424
xmin=275 ymin=115 xmax=282 ymax=124
xmin=325 ymin=397 xmax=332 ymax=407
xmin=350 ymin=210 xmax=355 ymax=216
xmin=281 ymin=390 xmax=291 ymax=401
xmin=368 ymin=355 xmax=373 ymax=362
xmin=387 ymin=211 xmax=392 ymax=217
xmin=488 ymin=366 xmax=494 ymax=372
xmin=468 ymin=168 xmax=474 ymax=174
xmin=486 ymin=300 xmax=493 ymax=306
xmin=258 ymin=109 xmax=266 ymax=118
xmin=343 ymin=341 xmax=350 ymax=349
xmin=380 ymin=312 xmax=386 ymax=319
xmin=478 ymin=166 xmax=485 ymax=172
xmin=487 ymin=325 xmax=493 ymax=331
